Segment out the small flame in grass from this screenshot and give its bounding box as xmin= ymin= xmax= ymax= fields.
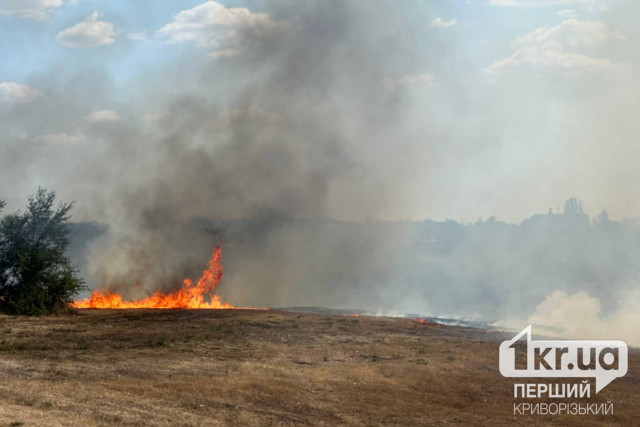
xmin=72 ymin=246 xmax=235 ymax=309
xmin=414 ymin=317 xmax=441 ymax=327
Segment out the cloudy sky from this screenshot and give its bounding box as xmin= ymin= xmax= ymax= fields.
xmin=1 ymin=0 xmax=639 ymax=223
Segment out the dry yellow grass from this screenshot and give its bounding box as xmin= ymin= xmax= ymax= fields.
xmin=0 ymin=309 xmax=636 ymax=426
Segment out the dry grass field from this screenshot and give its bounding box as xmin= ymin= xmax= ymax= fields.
xmin=0 ymin=309 xmax=637 ymax=426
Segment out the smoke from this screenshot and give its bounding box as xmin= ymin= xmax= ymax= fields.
xmin=1 ymin=0 xmax=640 ymax=343
xmin=70 ymin=0 xmax=421 ymax=297
xmin=505 ymin=290 xmax=640 ymax=346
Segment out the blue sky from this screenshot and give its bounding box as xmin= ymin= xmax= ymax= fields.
xmin=0 ymin=0 xmax=559 ymax=91
xmin=1 ymin=1 xmax=203 ymax=85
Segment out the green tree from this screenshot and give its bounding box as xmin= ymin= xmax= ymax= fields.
xmin=0 ymin=189 xmax=85 ymax=315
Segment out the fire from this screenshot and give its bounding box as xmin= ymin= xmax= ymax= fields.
xmin=414 ymin=317 xmax=441 ymax=327
xmin=72 ymin=246 xmax=234 ymax=309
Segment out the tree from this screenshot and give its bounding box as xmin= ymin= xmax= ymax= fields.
xmin=0 ymin=189 xmax=85 ymax=315
xmin=563 ymin=197 xmax=585 ymax=216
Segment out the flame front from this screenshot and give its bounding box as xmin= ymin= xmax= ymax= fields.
xmin=72 ymin=246 xmax=234 ymax=309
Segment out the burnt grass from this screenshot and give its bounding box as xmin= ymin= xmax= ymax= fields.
xmin=0 ymin=310 xmax=637 ymax=426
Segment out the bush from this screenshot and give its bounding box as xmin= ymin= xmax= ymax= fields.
xmin=0 ymin=189 xmax=85 ymax=315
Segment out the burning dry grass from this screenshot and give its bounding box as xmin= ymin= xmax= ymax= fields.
xmin=0 ymin=309 xmax=637 ymax=426
xmin=71 ymin=246 xmax=234 ymax=310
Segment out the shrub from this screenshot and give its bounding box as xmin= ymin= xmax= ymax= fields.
xmin=0 ymin=189 xmax=85 ymax=315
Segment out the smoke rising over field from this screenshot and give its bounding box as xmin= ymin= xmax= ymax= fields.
xmin=4 ymin=1 xmax=418 ymax=295
xmin=1 ymin=1 xmax=640 ymax=344
xmin=84 ymin=1 xmax=419 ymax=301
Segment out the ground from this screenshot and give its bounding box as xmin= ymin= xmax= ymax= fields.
xmin=0 ymin=309 xmax=637 ymax=426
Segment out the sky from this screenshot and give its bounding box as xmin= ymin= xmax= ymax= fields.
xmin=1 ymin=0 xmax=639 ymax=224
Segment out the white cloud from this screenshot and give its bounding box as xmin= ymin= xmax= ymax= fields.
xmin=156 ymin=1 xmax=284 ymax=58
xmin=485 ymin=47 xmax=611 ymax=74
xmin=56 ymin=12 xmax=116 ymax=48
xmin=0 ymin=0 xmax=62 ymax=19
xmin=81 ymin=110 xmax=121 ymax=123
xmin=512 ymin=19 xmax=620 ymax=49
xmin=429 ymin=17 xmax=457 ymax=29
xmin=484 ymin=19 xmax=620 ymax=74
xmin=557 ymin=8 xmax=578 ymax=17
xmin=0 ymin=82 xmax=42 ymax=104
xmin=128 ymin=32 xmax=148 ymax=42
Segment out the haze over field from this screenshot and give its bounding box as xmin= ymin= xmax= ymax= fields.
xmin=1 ymin=1 xmax=639 ymax=344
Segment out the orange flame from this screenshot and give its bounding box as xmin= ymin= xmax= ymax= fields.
xmin=414 ymin=318 xmax=442 ymax=327
xmin=72 ymin=246 xmax=234 ymax=309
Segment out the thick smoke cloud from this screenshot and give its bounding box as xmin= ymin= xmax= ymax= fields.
xmin=1 ymin=1 xmax=639 ymax=345
xmin=66 ymin=0 xmax=419 ymax=299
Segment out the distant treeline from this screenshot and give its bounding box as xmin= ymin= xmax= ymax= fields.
xmin=70 ymin=198 xmax=640 ymax=320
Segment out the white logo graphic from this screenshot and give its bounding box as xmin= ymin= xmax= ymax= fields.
xmin=500 ymin=325 xmax=628 ymax=394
